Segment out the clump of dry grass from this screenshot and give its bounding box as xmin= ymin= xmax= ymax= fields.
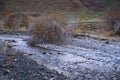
xmin=28 ymin=13 xmax=69 ymax=45
xmin=104 ymin=32 xmax=115 ymax=37
xmin=3 ymin=13 xmax=29 ymax=30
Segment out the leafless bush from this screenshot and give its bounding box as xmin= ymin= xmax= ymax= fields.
xmin=28 ymin=13 xmax=69 ymax=45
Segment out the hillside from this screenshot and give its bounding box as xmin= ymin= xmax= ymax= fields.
xmin=0 ymin=0 xmax=120 ymax=13
xmin=0 ymin=0 xmax=86 ymax=13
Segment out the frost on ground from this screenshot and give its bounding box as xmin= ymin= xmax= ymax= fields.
xmin=0 ymin=35 xmax=120 ymax=80
xmin=0 ymin=40 xmax=69 ymax=80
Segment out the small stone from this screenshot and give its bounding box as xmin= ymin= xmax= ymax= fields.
xmin=28 ymin=54 xmax=33 ymax=56
xmin=7 ymin=45 xmax=13 ymax=48
xmin=43 ymin=77 xmax=49 ymax=80
xmin=105 ymin=41 xmax=109 ymax=44
xmin=49 ymin=53 xmax=53 ymax=54
xmin=12 ymin=40 xmax=16 ymax=42
xmin=42 ymin=52 xmax=47 ymax=54
xmin=50 ymin=78 xmax=55 ymax=80
xmin=73 ymin=34 xmax=80 ymax=38
xmin=58 ymin=53 xmax=63 ymax=55
xmin=3 ymin=69 xmax=10 ymax=75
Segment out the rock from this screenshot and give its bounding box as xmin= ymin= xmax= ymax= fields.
xmin=42 ymin=52 xmax=47 ymax=54
xmin=105 ymin=41 xmax=109 ymax=44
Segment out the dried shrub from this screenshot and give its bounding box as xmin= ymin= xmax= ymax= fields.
xmin=3 ymin=13 xmax=29 ymax=30
xmin=104 ymin=32 xmax=115 ymax=37
xmin=28 ymin=13 xmax=69 ymax=45
xmin=106 ymin=9 xmax=120 ymax=35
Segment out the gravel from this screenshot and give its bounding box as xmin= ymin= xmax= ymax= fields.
xmin=0 ymin=41 xmax=69 ymax=80
xmin=0 ymin=34 xmax=120 ymax=80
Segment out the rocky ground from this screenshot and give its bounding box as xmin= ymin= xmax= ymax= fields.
xmin=0 ymin=40 xmax=69 ymax=80
xmin=0 ymin=33 xmax=120 ymax=80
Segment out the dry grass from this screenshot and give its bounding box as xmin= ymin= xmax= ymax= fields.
xmin=76 ymin=21 xmax=101 ymax=34
xmin=28 ymin=12 xmax=69 ymax=45
xmin=105 ymin=9 xmax=120 ymax=31
xmin=104 ymin=32 xmax=115 ymax=37
xmin=3 ymin=13 xmax=29 ymax=30
xmin=73 ymin=18 xmax=109 ymax=37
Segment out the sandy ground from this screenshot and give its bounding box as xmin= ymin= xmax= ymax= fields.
xmin=0 ymin=34 xmax=120 ymax=80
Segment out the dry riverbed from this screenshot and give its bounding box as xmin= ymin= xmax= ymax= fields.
xmin=0 ymin=40 xmax=69 ymax=80
xmin=0 ymin=34 xmax=120 ymax=80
